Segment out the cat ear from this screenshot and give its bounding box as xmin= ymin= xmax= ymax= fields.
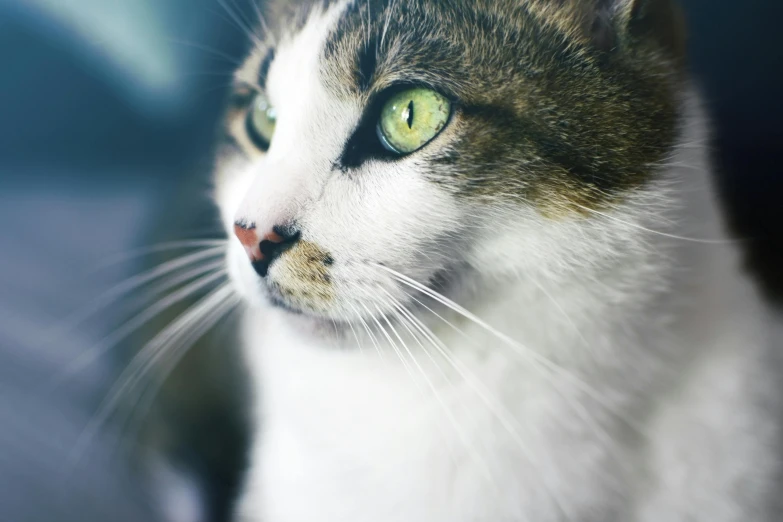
xmin=591 ymin=0 xmax=686 ymax=56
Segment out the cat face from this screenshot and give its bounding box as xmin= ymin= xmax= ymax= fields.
xmin=215 ymin=0 xmax=686 ymax=323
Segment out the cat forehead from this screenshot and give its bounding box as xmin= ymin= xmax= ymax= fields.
xmin=246 ymin=0 xmax=686 ymax=100
xmin=244 ymin=0 xmax=594 ymax=101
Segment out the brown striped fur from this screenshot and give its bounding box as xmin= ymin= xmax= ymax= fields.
xmin=224 ymin=0 xmax=689 ymax=216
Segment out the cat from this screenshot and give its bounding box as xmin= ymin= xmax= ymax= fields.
xmin=211 ymin=0 xmax=782 ymax=520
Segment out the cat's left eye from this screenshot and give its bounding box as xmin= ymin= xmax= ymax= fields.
xmin=247 ymin=93 xmax=277 ymax=150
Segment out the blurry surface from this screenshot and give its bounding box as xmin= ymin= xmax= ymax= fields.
xmin=0 ymin=0 xmax=781 ymax=521
xmin=0 ymin=179 xmax=159 ymax=522
xmin=5 ymin=0 xmax=182 ymax=114
xmin=0 ymin=0 xmax=251 ymax=520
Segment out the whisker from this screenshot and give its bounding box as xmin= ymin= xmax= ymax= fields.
xmin=374 ymin=301 xmax=431 ymax=394
xmin=246 ymin=0 xmax=272 ymax=37
xmin=375 ymin=265 xmax=657 ymax=516
xmin=572 ymin=203 xmax=742 ymax=244
xmin=364 ymin=0 xmax=373 ymax=52
xmin=69 ymin=283 xmax=235 ymax=466
xmin=214 ymin=0 xmax=265 ymax=49
xmin=120 ymin=259 xmax=228 ymax=314
xmin=362 ymin=301 xmax=416 ymax=381
xmin=343 ymin=309 xmax=364 ymax=355
xmin=54 ymin=268 xmax=227 ymax=384
xmin=166 ymin=37 xmax=244 ymax=67
xmin=180 ymin=69 xmax=241 ymax=80
xmin=117 ymin=284 xmax=237 ymax=422
xmin=388 ymin=295 xmax=568 ymax=520
xmin=375 ymin=264 xmax=541 ymax=369
xmin=228 ymin=0 xmax=260 ymax=32
xmin=119 ymin=288 xmax=241 ymax=450
xmin=377 ymin=265 xmax=598 ymax=389
xmin=347 ymin=301 xmax=385 ymax=363
xmin=46 ymin=247 xmax=226 ymax=344
xmin=190 ymin=80 xmax=245 ymax=103
xmin=380 ymin=264 xmax=648 ymax=437
xmin=92 ymin=240 xmax=226 ymax=271
xmin=378 ymin=288 xmax=501 ymax=494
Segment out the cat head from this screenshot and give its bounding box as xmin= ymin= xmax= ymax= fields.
xmin=214 ymin=0 xmax=688 ymax=323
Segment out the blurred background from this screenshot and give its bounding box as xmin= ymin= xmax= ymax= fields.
xmin=0 ymin=0 xmax=781 ymax=521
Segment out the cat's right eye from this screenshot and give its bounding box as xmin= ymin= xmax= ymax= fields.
xmin=376 ymin=87 xmax=451 ymax=155
xmin=246 ymin=93 xmax=277 ymax=150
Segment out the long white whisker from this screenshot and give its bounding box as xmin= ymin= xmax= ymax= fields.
xmin=374 ymin=264 xmax=624 ymax=416
xmin=46 ymin=246 xmax=226 ymax=343
xmin=347 ymin=301 xmax=385 ymax=363
xmin=227 ymin=0 xmax=257 ymax=31
xmin=343 ymin=310 xmax=364 ymax=355
xmin=215 ymin=0 xmax=265 ymax=49
xmin=572 ymin=203 xmax=740 ymax=244
xmin=379 ymin=289 xmax=502 ymax=494
xmin=93 ymin=240 xmax=227 ymax=270
xmin=246 ymin=0 xmax=272 ymax=37
xmin=180 ymin=69 xmax=241 ymax=80
xmin=120 ymin=288 xmax=241 ymax=448
xmin=119 ymin=259 xmax=228 ymax=314
xmin=166 ymin=38 xmax=244 ymax=66
xmin=118 ymin=285 xmax=237 ymax=421
xmin=404 ymin=276 xmax=649 ymax=491
xmin=374 ymin=301 xmax=433 ymax=396
xmin=55 ymin=267 xmax=227 ymax=383
xmin=391 ymin=297 xmax=569 ymax=520
xmin=69 ymin=284 xmax=235 ymax=465
xmin=391 ymin=266 xmax=653 ymax=465
xmin=362 ymin=301 xmax=416 ymax=381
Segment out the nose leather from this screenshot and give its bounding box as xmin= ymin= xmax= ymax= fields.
xmin=234 ymin=223 xmax=262 ymax=262
xmin=234 ymin=223 xmax=290 ymax=263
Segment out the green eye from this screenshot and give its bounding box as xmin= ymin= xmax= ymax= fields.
xmin=247 ymin=93 xmax=277 ymax=149
xmin=377 ymin=87 xmax=451 ymax=155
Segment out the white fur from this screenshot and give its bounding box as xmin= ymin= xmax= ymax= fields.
xmin=217 ymin=5 xmax=782 ymax=521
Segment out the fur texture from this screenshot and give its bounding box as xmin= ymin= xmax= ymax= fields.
xmin=212 ymin=1 xmax=782 ymax=520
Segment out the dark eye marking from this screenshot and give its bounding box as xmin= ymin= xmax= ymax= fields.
xmin=337 ymin=113 xmax=392 ymax=171
xmin=336 ymin=89 xmax=403 ymax=170
xmin=227 ymin=88 xmax=256 ymax=110
xmin=258 ymin=48 xmax=276 ymax=88
xmin=406 ymin=101 xmax=414 ymax=129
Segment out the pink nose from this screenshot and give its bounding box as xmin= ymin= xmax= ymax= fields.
xmin=234 ymin=222 xmax=285 ymax=262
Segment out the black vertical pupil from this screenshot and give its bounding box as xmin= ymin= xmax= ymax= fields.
xmin=406 ymin=100 xmax=414 ymax=129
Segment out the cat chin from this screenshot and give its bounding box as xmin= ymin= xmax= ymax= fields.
xmin=262 ymin=300 xmax=359 ymax=342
